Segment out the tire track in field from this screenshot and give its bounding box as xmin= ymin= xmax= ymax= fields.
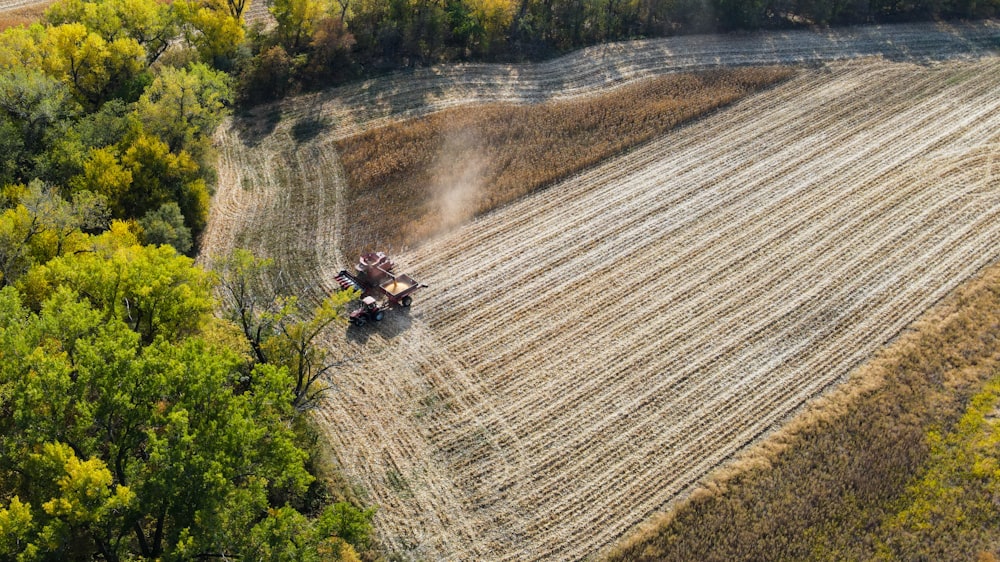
xmin=199 ymin=23 xmax=1000 ymax=562
xmin=201 ymin=123 xmax=345 ymax=303
xmin=236 ymin=20 xmax=998 ymax=145
xmin=317 ymin=59 xmax=1000 ymax=560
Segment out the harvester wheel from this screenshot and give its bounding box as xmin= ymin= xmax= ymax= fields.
xmin=374 ymin=310 xmax=385 ymax=322
xmin=401 ymin=296 xmax=413 ymax=307
xmin=352 ymin=317 xmax=366 ymax=327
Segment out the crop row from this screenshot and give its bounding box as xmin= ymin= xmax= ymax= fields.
xmin=199 ymin=24 xmax=1000 ymax=560
xmin=317 ymin=59 xmax=1000 ymax=560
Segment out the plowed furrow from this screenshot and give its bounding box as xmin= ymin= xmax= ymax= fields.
xmin=346 ymin=60 xmax=1000 ymax=560
xmin=201 ymin=23 xmax=1000 ymax=559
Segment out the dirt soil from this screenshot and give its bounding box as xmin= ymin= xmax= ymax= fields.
xmin=200 ymin=22 xmax=1000 ymax=562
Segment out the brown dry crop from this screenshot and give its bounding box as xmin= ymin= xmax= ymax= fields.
xmin=199 ymin=22 xmax=1000 ymax=562
xmin=605 ymin=254 xmax=1000 ymax=561
xmin=334 ymin=68 xmax=795 ymax=260
xmin=0 ymin=0 xmax=48 ymax=30
xmin=315 ymin=58 xmax=1000 ymax=561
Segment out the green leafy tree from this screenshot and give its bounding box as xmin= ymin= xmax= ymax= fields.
xmin=135 ymin=63 xmax=232 ymax=158
xmin=0 ymin=25 xmax=46 ymax=72
xmin=318 ymin=501 xmax=377 ymax=548
xmin=241 ymin=503 xmax=371 ymax=561
xmin=712 ymin=0 xmax=767 ymax=29
xmin=271 ymin=0 xmax=325 ymax=52
xmin=212 ymin=249 xmax=287 ymax=365
xmin=0 ymin=68 xmax=79 ymax=184
xmin=29 ymin=234 xmax=213 ymax=342
xmin=22 ymin=183 xmax=107 ymax=256
xmin=1 ymin=443 xmax=135 ymax=560
xmin=0 ymin=238 xmax=368 ymax=560
xmin=43 ymin=99 xmax=135 ymax=188
xmin=70 ymin=98 xmax=135 ymax=150
xmin=43 ymin=0 xmax=89 ymax=29
xmin=0 ymin=497 xmax=35 ymax=558
xmin=0 ymin=117 xmax=25 ymax=188
xmin=174 ymin=0 xmax=245 ymax=65
xmin=46 ymin=0 xmax=180 ymax=64
xmin=451 ymin=0 xmax=514 ymax=57
xmin=70 ymin=146 xmax=132 ymax=210
xmin=139 ymin=201 xmax=193 ymax=254
xmin=0 ymin=181 xmax=106 ymax=287
xmin=120 ymin=133 xmax=210 ymax=239
xmin=0 ymin=205 xmax=41 ymax=288
xmin=212 ymin=249 xmax=357 ymax=409
xmin=103 ymin=0 xmax=179 ymax=64
xmin=265 ymin=291 xmax=357 ymax=410
xmin=40 ymin=23 xmax=146 ymax=107
xmin=47 ymin=0 xmax=123 ymax=44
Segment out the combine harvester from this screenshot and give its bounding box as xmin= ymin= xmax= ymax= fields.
xmin=334 ymin=252 xmax=428 ymax=326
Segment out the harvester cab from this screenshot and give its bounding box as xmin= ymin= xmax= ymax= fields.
xmin=349 ymin=296 xmax=384 ymax=326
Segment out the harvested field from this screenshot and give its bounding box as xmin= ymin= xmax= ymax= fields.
xmin=322 ymin=59 xmax=1000 ymax=561
xmin=241 ymin=0 xmax=273 ymax=28
xmin=200 ymin=23 xmax=1000 ymax=562
xmin=605 ymin=255 xmax=1000 ymax=560
xmin=228 ymin=20 xmax=999 ymax=148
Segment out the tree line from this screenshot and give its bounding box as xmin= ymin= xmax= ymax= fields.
xmin=239 ymin=0 xmax=1000 ymax=103
xmin=0 ymin=3 xmax=376 ymax=558
xmin=0 ymin=209 xmax=373 ymax=559
xmin=0 ymin=0 xmax=245 ymax=253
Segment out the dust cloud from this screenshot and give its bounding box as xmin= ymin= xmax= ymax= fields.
xmin=429 ymin=128 xmax=486 ymax=232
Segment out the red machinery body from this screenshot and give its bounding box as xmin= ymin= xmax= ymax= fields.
xmin=335 ymin=252 xmax=428 ymax=326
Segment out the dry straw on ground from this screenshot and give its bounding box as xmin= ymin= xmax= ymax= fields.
xmin=334 ymin=67 xmax=795 ymax=260
xmin=606 ymin=252 xmax=1000 ymax=562
xmin=0 ymin=0 xmax=48 ymax=30
xmin=199 ymin=23 xmax=1000 ymax=559
xmin=319 ymin=59 xmax=1000 ymax=560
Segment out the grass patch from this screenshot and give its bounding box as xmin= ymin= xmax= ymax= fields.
xmin=605 ymin=263 xmax=1000 ymax=562
xmin=872 ymin=374 xmax=1000 ymax=560
xmin=385 ymin=468 xmax=412 ymax=497
xmin=0 ymin=1 xmax=50 ymax=31
xmin=334 ymin=67 xmax=796 ymax=260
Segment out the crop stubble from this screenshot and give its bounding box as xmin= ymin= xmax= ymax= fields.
xmin=312 ymin=60 xmax=1000 ymax=561
xmin=0 ymin=0 xmax=48 ymax=12
xmin=226 ymin=21 xmax=999 ymax=148
xmin=199 ymin=24 xmax=1000 ymax=562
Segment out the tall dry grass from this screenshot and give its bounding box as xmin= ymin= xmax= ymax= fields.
xmin=604 ymin=261 xmax=1000 ymax=562
xmin=0 ymin=1 xmax=49 ymax=31
xmin=335 ymin=67 xmax=795 ymax=260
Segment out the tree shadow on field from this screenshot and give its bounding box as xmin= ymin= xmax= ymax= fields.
xmin=233 ymin=108 xmax=281 ymax=147
xmin=291 ymin=115 xmax=331 ymax=143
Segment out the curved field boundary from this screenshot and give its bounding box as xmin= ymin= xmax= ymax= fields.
xmin=232 ymin=20 xmax=999 ymax=145
xmin=199 ymin=23 xmax=1000 ymax=562
xmin=310 ymin=59 xmax=1000 ymax=560
xmin=205 ymin=123 xmax=346 ymax=300
xmin=204 ymin=21 xmax=1000 ymax=302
